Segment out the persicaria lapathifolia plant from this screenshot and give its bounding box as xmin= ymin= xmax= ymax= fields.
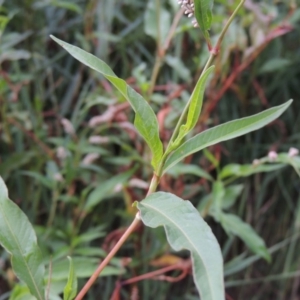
xmin=0 ymin=1 xmax=294 ymax=300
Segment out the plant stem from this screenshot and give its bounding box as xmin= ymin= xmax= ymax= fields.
xmin=75 ymin=2 xmax=245 ymax=298
xmin=75 ymin=174 xmax=160 ymax=300
xmin=148 ymin=56 xmax=163 ymax=97
xmin=167 ymin=0 xmax=245 ymax=148
xmin=215 ymin=0 xmax=245 ymax=51
xmin=75 ymin=216 xmax=141 ymax=300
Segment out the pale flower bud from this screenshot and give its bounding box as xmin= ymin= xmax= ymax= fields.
xmin=81 ymin=153 xmax=100 ymax=166
xmin=268 ymin=151 xmax=278 ymax=161
xmin=53 ymin=173 xmax=64 ymax=182
xmin=113 ymin=183 xmax=123 ymax=193
xmin=56 ymin=146 xmax=69 ymax=160
xmin=252 ymin=159 xmax=260 ymax=166
xmin=61 ymin=118 xmax=75 ymax=135
xmin=288 ymin=147 xmax=299 ymax=157
xmin=88 ymin=106 xmax=117 ymax=128
xmin=89 ymin=136 xmax=109 ymax=144
xmin=128 ymin=178 xmax=149 ymax=189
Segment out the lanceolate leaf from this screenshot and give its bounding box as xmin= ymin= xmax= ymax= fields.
xmin=173 ymin=66 xmax=214 ymax=146
xmin=63 ymin=257 xmax=77 ymax=300
xmin=166 ymin=163 xmax=213 ymax=181
xmin=164 ymin=100 xmax=292 ymax=172
xmin=50 ymin=36 xmax=163 ymax=170
xmin=219 ymin=163 xmax=285 ymax=179
xmin=0 ymin=177 xmax=45 ymax=300
xmin=186 ymin=66 xmax=213 ymax=128
xmin=215 ymin=212 xmax=271 ymax=262
xmin=137 ymin=192 xmax=224 ymax=300
xmin=194 ymin=0 xmax=214 ymax=42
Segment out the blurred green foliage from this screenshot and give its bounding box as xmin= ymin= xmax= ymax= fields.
xmin=0 ymin=0 xmax=300 ymax=299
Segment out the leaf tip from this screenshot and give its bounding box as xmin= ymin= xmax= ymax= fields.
xmin=0 ymin=176 xmax=8 ymax=198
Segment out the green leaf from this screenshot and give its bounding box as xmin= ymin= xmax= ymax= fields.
xmin=197 ymin=184 xmax=244 ymax=214
xmin=222 ymin=184 xmax=244 ymax=209
xmin=166 ymin=163 xmax=213 ymax=181
xmin=9 ymin=284 xmax=36 ymax=300
xmin=50 ymin=36 xmax=163 ymax=170
xmin=214 ymin=212 xmax=271 ymax=262
xmin=0 ymin=176 xmax=45 ymax=300
xmin=185 ymin=66 xmax=214 ymax=131
xmin=212 ymin=181 xmax=224 ymax=219
xmin=63 ymin=257 xmax=77 ymax=300
xmin=194 ymin=0 xmax=214 ymax=42
xmin=137 ymin=192 xmax=224 ymax=300
xmin=259 ymin=58 xmax=291 ymax=74
xmin=0 ymin=151 xmax=36 ymax=180
xmin=84 ymin=168 xmax=136 ymax=211
xmin=49 ymin=257 xmax=125 ymax=280
xmin=49 ymin=0 xmax=82 ymax=13
xmin=219 ymin=163 xmax=285 ymax=179
xmin=164 ymin=100 xmax=292 ymax=172
xmin=173 ymin=66 xmax=214 ymax=147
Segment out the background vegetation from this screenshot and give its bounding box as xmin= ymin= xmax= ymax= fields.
xmin=0 ymin=0 xmax=300 ymax=299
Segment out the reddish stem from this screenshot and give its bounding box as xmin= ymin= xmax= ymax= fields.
xmin=75 ymin=216 xmax=141 ymax=300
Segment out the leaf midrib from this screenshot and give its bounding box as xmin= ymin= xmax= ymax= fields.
xmin=0 ymin=201 xmax=43 ymax=300
xmin=141 ymin=200 xmax=216 ymax=299
xmin=167 ymin=105 xmax=288 ymax=170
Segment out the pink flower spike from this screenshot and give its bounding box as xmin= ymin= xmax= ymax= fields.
xmin=288 ymin=147 xmax=299 ymax=157
xmin=268 ymin=151 xmax=278 ymax=161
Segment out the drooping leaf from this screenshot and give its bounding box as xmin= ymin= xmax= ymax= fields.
xmin=211 ymin=181 xmax=224 ymax=220
xmin=173 ymin=66 xmax=214 ymax=147
xmin=193 ymin=0 xmax=214 ymax=43
xmin=164 ymin=100 xmax=292 ymax=172
xmin=166 ymin=163 xmax=213 ymax=181
xmin=49 ymin=257 xmax=125 ymax=280
xmin=136 ymin=192 xmax=224 ymax=300
xmin=0 ymin=176 xmax=45 ymax=300
xmin=214 ymin=212 xmax=271 ymax=262
xmin=84 ymin=168 xmax=136 ymax=211
xmin=259 ymin=58 xmax=291 ymax=74
xmin=221 ymin=184 xmax=244 ymax=209
xmin=50 ymin=36 xmax=163 ymax=170
xmin=0 ymin=151 xmax=36 ymax=180
xmin=63 ymin=257 xmax=77 ymax=300
xmin=197 ymin=184 xmax=244 ymax=214
xmin=20 ymin=171 xmax=54 ymax=189
xmin=219 ymin=163 xmax=285 ymax=179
